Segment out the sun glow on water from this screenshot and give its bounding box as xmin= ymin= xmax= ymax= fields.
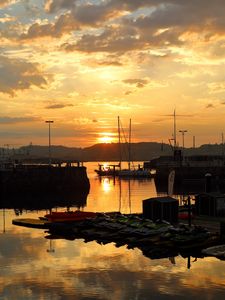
xmin=101 ymin=177 xmax=112 ymax=193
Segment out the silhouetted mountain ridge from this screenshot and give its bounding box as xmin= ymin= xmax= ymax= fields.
xmin=6 ymin=142 xmax=225 ymax=162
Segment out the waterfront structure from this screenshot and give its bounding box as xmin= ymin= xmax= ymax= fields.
xmin=0 ymin=160 xmax=90 ymax=196
xmin=144 ymin=151 xmax=225 ymax=180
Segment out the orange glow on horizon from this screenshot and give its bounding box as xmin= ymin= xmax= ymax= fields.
xmin=97 ymin=132 xmax=117 ymax=144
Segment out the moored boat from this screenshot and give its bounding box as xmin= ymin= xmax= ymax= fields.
xmin=95 ymin=163 xmax=120 ymax=176
xmin=44 ymin=210 xmax=98 ymax=222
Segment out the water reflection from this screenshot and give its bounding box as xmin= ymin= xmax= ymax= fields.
xmin=2 ymin=208 xmax=6 ymax=233
xmin=0 ymin=190 xmax=89 ymax=212
xmin=1 ymin=162 xmax=225 ymax=299
xmin=46 ymin=239 xmax=55 ymax=253
xmin=44 ymin=217 xmax=214 ymax=268
xmin=1 ymin=224 xmax=225 ymax=299
xmin=88 ymin=176 xmax=156 ymax=214
xmin=100 ymin=177 xmax=114 ymax=193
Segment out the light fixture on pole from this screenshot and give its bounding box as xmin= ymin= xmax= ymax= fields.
xmin=45 ymin=120 xmax=54 ymax=166
xmin=179 ymin=130 xmax=187 ymax=150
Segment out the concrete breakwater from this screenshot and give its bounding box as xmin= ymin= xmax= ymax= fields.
xmin=0 ymin=164 xmax=90 ymax=196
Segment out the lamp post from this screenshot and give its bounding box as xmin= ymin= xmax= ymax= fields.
xmin=179 ymin=130 xmax=187 ymax=150
xmin=45 ymin=120 xmax=54 ymax=166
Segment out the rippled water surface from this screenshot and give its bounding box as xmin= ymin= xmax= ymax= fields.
xmin=0 ymin=162 xmax=225 ymax=300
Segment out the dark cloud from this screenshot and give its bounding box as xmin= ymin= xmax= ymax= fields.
xmin=206 ymin=103 xmax=215 ymax=108
xmin=14 ymin=0 xmax=225 ymax=55
xmin=45 ymin=103 xmax=73 ymax=109
xmin=20 ymin=13 xmax=79 ymax=39
xmin=123 ymin=78 xmax=149 ymax=88
xmin=61 ymin=26 xmax=143 ymax=53
xmin=21 ymin=1 xmax=121 ymax=40
xmin=0 ymin=55 xmax=48 ymax=96
xmin=44 ymin=0 xmax=225 ymax=31
xmin=126 ymin=1 xmax=225 ymax=37
xmin=124 ymin=90 xmax=133 ymax=95
xmin=45 ymin=0 xmax=161 ymax=15
xmin=69 ymin=1 xmax=225 ymax=53
xmin=71 ymin=3 xmax=120 ymax=26
xmin=0 ymin=116 xmax=37 ymax=124
xmin=45 ymin=0 xmax=78 ymax=13
xmin=96 ymin=60 xmax=123 ymax=67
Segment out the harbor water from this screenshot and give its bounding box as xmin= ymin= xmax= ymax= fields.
xmin=0 ymin=162 xmax=225 ymax=300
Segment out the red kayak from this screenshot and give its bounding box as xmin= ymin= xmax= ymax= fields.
xmin=45 ymin=211 xmax=97 ymax=222
xmin=178 ymin=210 xmax=195 ymax=220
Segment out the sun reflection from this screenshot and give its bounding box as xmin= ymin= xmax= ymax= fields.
xmin=101 ymin=177 xmax=112 ymax=193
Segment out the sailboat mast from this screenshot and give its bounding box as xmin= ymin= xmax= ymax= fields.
xmin=173 ymin=109 xmax=176 ymax=150
xmin=118 ymin=116 xmax=122 ymax=170
xmin=128 ymin=118 xmax=131 ymax=171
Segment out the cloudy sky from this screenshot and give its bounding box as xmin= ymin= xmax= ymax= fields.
xmin=0 ymin=0 xmax=225 ymax=148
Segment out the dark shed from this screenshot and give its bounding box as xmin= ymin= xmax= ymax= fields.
xmin=195 ymin=192 xmax=225 ymax=217
xmin=142 ymin=196 xmax=178 ymax=223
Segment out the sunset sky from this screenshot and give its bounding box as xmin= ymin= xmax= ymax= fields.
xmin=1 ymin=0 xmax=225 ymax=148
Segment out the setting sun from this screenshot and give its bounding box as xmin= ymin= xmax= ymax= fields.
xmin=98 ymin=132 xmax=116 ymax=144
xmin=99 ymin=136 xmax=113 ymax=143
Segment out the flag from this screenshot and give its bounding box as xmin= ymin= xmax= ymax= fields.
xmin=168 ymin=170 xmax=175 ymax=196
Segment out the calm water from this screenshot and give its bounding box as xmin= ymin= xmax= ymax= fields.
xmin=0 ymin=162 xmax=225 ymax=300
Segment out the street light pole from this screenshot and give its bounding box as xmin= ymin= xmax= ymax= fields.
xmin=179 ymin=130 xmax=187 ymax=150
xmin=45 ymin=120 xmax=54 ymax=166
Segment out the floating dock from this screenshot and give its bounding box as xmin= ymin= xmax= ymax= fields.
xmin=12 ymin=218 xmax=51 ymax=229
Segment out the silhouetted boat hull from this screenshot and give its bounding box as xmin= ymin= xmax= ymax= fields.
xmin=44 ymin=210 xmax=97 ymax=222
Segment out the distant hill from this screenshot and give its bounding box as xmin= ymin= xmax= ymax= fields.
xmin=4 ymin=142 xmax=225 ymax=162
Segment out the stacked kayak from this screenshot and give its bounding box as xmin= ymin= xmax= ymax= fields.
xmin=44 ymin=211 xmax=97 ymax=222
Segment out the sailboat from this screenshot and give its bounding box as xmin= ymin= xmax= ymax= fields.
xmin=118 ymin=117 xmax=152 ymax=178
xmin=94 ymin=163 xmax=120 ymax=176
